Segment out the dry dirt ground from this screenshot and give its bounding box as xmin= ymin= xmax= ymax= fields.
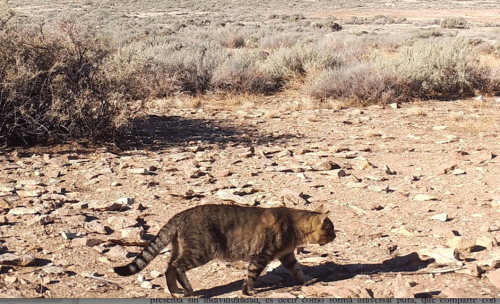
xmin=2 ymin=0 xmax=500 ymax=299
xmin=1 ymin=98 xmax=500 ymax=298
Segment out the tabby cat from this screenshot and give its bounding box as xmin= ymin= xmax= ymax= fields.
xmin=114 ymin=204 xmax=336 ymax=297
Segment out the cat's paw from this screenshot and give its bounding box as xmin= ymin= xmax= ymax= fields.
xmin=242 ymin=283 xmax=255 ymax=296
xmin=170 ymin=292 xmax=185 ymax=298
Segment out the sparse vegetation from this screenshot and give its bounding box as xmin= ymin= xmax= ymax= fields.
xmin=2 ymin=0 xmax=500 ymax=147
xmin=0 ymin=20 xmax=134 ymax=146
xmin=440 ymin=17 xmax=468 ymax=29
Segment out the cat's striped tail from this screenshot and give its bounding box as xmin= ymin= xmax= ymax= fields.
xmin=114 ymin=221 xmax=175 ymax=276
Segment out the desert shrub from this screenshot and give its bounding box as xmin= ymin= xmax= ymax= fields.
xmin=323 ymin=21 xmax=342 ymax=32
xmin=259 ymin=33 xmax=299 ymax=50
xmin=262 ymin=42 xmax=342 ymax=79
xmin=412 ymin=28 xmax=442 ymax=39
xmin=440 ymin=17 xmax=467 ymax=29
xmin=345 ymin=16 xmax=367 ymax=25
xmin=382 ymin=37 xmax=489 ymax=98
xmin=307 ymin=62 xmax=402 ymax=104
xmin=216 ymin=30 xmax=245 ymax=48
xmin=211 ymin=50 xmax=282 ymax=94
xmin=0 ymin=20 xmax=135 ymax=146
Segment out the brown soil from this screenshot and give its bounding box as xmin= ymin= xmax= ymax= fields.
xmin=1 ymin=98 xmax=500 ymax=298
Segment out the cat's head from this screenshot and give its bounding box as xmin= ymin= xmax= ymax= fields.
xmin=304 ymin=206 xmax=336 ymax=245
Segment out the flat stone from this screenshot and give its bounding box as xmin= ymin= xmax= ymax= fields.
xmin=16 ymin=190 xmax=43 ymax=197
xmin=452 ymin=169 xmax=466 ymax=175
xmin=150 ymin=270 xmax=162 ymax=279
xmin=476 ymin=236 xmax=498 ymax=250
xmin=116 ymin=197 xmax=135 ymax=205
xmin=430 ymin=213 xmax=449 ymax=222
xmin=129 ymin=168 xmax=149 ymax=175
xmin=107 ymin=216 xmax=137 ymax=230
xmin=391 ymin=226 xmax=415 ymax=236
xmin=29 ymin=215 xmax=55 ymax=225
xmin=118 ymin=227 xmax=146 ymax=245
xmin=106 ymin=246 xmax=129 ymax=259
xmin=84 ymin=220 xmax=107 ymax=234
xmin=488 ymin=269 xmax=500 ymax=289
xmin=394 ymin=273 xmax=414 ymax=298
xmin=312 ymin=160 xmax=335 ymax=171
xmin=0 ymin=253 xmax=36 ymax=266
xmin=431 ymin=228 xmax=456 ymax=239
xmin=0 ymin=185 xmax=15 ymax=192
xmin=419 ymin=247 xmax=461 ymax=265
xmin=354 ymin=158 xmax=375 ymax=170
xmin=212 ymin=169 xmax=232 ymax=178
xmin=216 ymin=190 xmax=254 ymax=206
xmin=4 ymin=275 xmax=17 ymax=284
xmin=447 ymin=236 xmax=475 ymax=253
xmin=432 ymin=126 xmax=447 ymax=131
xmin=61 ymin=231 xmax=79 ymax=240
xmin=8 ymin=207 xmax=37 ymax=215
xmin=480 ymin=222 xmax=491 ymax=233
xmin=471 ymin=150 xmax=493 ymax=164
xmin=140 ymin=281 xmax=153 ymax=289
xmin=280 ymin=188 xmax=307 ymax=205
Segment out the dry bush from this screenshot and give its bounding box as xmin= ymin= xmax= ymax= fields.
xmin=105 ymin=38 xmax=228 ymax=98
xmin=211 ymin=50 xmax=282 ymax=94
xmin=216 ymin=30 xmax=245 ymax=48
xmin=407 ymin=107 xmax=427 ymax=116
xmin=440 ymin=17 xmax=468 ymax=29
xmin=411 ymin=29 xmax=442 ymax=39
xmin=0 ymin=20 xmax=133 ymax=146
xmin=381 ymin=37 xmax=490 ymax=99
xmin=259 ymin=33 xmax=299 ymax=50
xmin=306 ymin=62 xmax=402 ymax=105
xmin=262 ymin=42 xmax=342 ymax=79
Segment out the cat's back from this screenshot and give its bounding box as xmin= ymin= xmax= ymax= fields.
xmin=172 ymin=205 xmax=302 ymax=258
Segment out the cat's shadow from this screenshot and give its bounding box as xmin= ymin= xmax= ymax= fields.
xmin=195 ymin=253 xmax=434 ymax=298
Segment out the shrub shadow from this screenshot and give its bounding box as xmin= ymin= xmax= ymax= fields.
xmin=118 ymin=114 xmax=299 ymax=151
xmin=195 ymin=253 xmax=434 ymax=298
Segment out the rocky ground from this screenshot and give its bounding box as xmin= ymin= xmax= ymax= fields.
xmin=1 ymin=98 xmax=500 ymax=298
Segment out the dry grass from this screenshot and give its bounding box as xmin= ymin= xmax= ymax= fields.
xmin=407 ymin=107 xmax=428 ymax=116
xmin=3 ymin=0 xmax=500 ymax=147
xmin=449 ymin=111 xmax=465 ymax=121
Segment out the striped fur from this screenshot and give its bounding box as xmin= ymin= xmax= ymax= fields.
xmin=113 ymin=204 xmax=336 ymax=296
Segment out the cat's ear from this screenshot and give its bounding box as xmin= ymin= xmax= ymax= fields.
xmin=315 ymin=205 xmax=329 ymax=216
xmin=318 ymin=212 xmax=328 ymax=222
xmin=315 ymin=204 xmax=325 ymax=213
